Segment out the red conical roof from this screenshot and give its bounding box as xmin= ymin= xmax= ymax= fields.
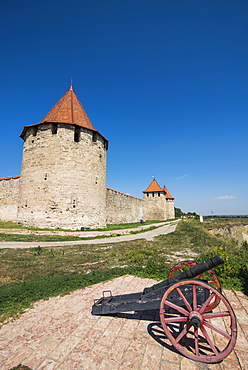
xmin=163 ymin=185 xmax=174 ymax=199
xmin=39 ymin=85 xmax=95 ymax=130
xmin=143 ymin=179 xmax=163 ymax=193
xmin=20 ymin=85 xmax=108 ymax=142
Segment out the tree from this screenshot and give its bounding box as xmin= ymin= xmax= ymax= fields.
xmin=174 ymin=208 xmax=198 ymax=218
xmin=175 ymin=207 xmax=184 ymax=217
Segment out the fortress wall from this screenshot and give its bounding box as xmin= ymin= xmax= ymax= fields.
xmin=106 ymin=188 xmax=145 ymax=224
xmin=0 ymin=177 xmax=20 ymax=222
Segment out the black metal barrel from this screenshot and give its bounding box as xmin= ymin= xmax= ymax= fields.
xmin=143 ymin=254 xmax=224 ymax=294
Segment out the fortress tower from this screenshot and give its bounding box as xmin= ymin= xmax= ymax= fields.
xmin=0 ymin=85 xmax=175 ymax=228
xmin=17 ymin=85 xmax=108 ymax=229
xmin=143 ymin=179 xmax=175 ymax=220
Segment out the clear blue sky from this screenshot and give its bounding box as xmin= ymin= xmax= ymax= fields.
xmin=0 ymin=0 xmax=247 ymax=215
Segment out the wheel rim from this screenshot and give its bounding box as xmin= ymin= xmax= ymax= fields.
xmin=168 ymin=260 xmax=221 ymax=311
xmin=160 ymin=279 xmax=237 ymax=363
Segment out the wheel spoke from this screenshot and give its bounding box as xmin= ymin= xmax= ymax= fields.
xmin=176 ymin=287 xmax=192 ymax=312
xmin=161 ymin=316 xmax=188 ymax=323
xmin=200 ymin=325 xmax=219 ymax=355
xmin=194 ymin=328 xmax=199 ymax=356
xmin=175 ymin=322 xmax=192 ymax=343
xmin=163 ymin=299 xmax=190 ymax=316
xmin=203 ymin=312 xmax=230 ymax=320
xmin=192 ymin=283 xmax=197 ymax=311
xmin=203 ymin=320 xmax=231 ymax=340
xmin=199 ymin=292 xmax=216 ymax=314
xmin=198 ymin=274 xmax=215 ymax=285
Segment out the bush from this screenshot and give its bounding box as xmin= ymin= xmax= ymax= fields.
xmin=200 ymin=242 xmax=248 ymax=292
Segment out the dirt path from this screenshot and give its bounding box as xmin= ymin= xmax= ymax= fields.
xmin=0 ymin=221 xmax=179 ymax=249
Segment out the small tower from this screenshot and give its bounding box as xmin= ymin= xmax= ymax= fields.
xmin=162 ymin=185 xmax=175 ymax=219
xmin=17 ymin=85 xmax=108 ymax=229
xmin=143 ymin=179 xmax=175 ymax=221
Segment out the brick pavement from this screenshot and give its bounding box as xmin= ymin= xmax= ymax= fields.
xmin=0 ymin=276 xmax=247 ymax=370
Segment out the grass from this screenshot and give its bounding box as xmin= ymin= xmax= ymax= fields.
xmin=0 ymin=221 xmax=27 ymax=229
xmin=0 ymin=233 xmax=90 ymax=242
xmin=0 ymin=226 xmax=160 ymax=242
xmin=0 ymin=219 xmax=247 ymax=326
xmin=92 ymin=220 xmax=167 ymax=231
xmin=0 ymin=220 xmax=166 ymax=242
xmin=0 ymin=219 xmax=166 ymax=232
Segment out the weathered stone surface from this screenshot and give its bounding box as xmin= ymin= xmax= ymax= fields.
xmin=209 ymin=224 xmax=248 ymax=245
xmin=0 ymin=177 xmax=20 ymax=222
xmin=17 ymin=124 xmax=107 ymax=230
xmin=106 ymin=188 xmax=144 ymax=224
xmin=144 ymin=192 xmax=174 ymax=221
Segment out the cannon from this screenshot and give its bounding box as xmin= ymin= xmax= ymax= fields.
xmin=92 ymin=255 xmax=237 ymax=363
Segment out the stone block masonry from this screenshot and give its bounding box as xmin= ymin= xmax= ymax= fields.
xmin=106 ymin=188 xmax=145 ymax=224
xmin=17 ymin=124 xmax=107 ymax=230
xmin=0 ymin=176 xmax=20 ymax=222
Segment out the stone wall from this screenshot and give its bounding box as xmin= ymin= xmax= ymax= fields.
xmin=0 ymin=122 xmax=174 ymax=229
xmin=166 ymin=199 xmax=175 ymax=219
xmin=0 ymin=176 xmax=20 ymax=222
xmin=17 ymin=123 xmax=107 ymax=230
xmin=0 ymin=176 xmax=174 ymax=227
xmin=106 ymin=188 xmax=145 ymax=224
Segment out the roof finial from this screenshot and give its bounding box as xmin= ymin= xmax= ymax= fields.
xmin=69 ymin=78 xmax=73 ymax=91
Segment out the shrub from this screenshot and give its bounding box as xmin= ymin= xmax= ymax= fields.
xmin=200 ymin=242 xmax=248 ymax=292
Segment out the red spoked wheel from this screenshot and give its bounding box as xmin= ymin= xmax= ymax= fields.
xmin=169 ymin=260 xmax=221 ymax=311
xmin=160 ymin=279 xmax=237 ymax=363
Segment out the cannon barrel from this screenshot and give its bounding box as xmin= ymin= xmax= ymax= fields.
xmin=143 ymin=254 xmax=224 ymax=294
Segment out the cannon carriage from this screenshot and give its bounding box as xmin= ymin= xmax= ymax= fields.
xmin=92 ymin=255 xmax=237 ymax=363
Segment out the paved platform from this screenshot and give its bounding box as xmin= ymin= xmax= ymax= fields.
xmin=0 ymin=276 xmax=248 ymax=370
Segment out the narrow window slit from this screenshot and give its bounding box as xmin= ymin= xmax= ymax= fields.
xmin=74 ymin=127 xmax=80 ymax=142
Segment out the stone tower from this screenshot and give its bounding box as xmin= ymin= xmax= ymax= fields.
xmin=17 ymin=85 xmax=108 ymax=230
xmin=143 ymin=179 xmax=175 ymax=220
xmin=162 ymin=184 xmax=175 ymax=219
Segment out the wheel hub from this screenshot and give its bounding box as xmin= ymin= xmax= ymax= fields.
xmin=189 ymin=311 xmax=202 ymax=328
